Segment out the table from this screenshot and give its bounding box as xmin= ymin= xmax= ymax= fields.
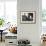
xmin=0 ymin=30 xmax=3 ymax=42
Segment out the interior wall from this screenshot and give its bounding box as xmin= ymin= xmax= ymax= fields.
xmin=17 ymin=0 xmax=42 ymax=46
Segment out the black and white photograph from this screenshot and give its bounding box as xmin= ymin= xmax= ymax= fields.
xmin=20 ymin=11 xmax=36 ymax=24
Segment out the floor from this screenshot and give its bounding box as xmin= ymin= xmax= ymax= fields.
xmin=0 ymin=41 xmax=5 ymax=46
xmin=0 ymin=41 xmax=46 ymax=46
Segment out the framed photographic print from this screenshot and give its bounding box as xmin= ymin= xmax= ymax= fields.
xmin=20 ymin=11 xmax=36 ymax=24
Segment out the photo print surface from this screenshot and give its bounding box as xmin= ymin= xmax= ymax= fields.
xmin=21 ymin=11 xmax=36 ymax=24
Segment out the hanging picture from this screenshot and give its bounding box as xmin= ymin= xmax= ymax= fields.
xmin=20 ymin=11 xmax=36 ymax=24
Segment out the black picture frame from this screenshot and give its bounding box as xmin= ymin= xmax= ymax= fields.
xmin=20 ymin=11 xmax=36 ymax=24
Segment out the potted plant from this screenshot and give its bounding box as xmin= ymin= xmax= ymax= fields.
xmin=0 ymin=18 xmax=5 ymax=27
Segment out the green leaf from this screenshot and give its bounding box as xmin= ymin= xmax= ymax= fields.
xmin=0 ymin=18 xmax=5 ymax=27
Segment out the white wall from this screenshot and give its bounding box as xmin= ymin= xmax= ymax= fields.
xmin=17 ymin=0 xmax=42 ymax=46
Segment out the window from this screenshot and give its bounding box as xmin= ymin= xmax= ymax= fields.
xmin=0 ymin=1 xmax=4 ymax=18
xmin=42 ymin=0 xmax=46 ymax=26
xmin=42 ymin=0 xmax=46 ymax=33
xmin=0 ymin=0 xmax=17 ymax=26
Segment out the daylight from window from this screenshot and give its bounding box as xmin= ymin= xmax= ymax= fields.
xmin=42 ymin=0 xmax=46 ymax=26
xmin=42 ymin=0 xmax=46 ymax=33
xmin=0 ymin=0 xmax=17 ymax=27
